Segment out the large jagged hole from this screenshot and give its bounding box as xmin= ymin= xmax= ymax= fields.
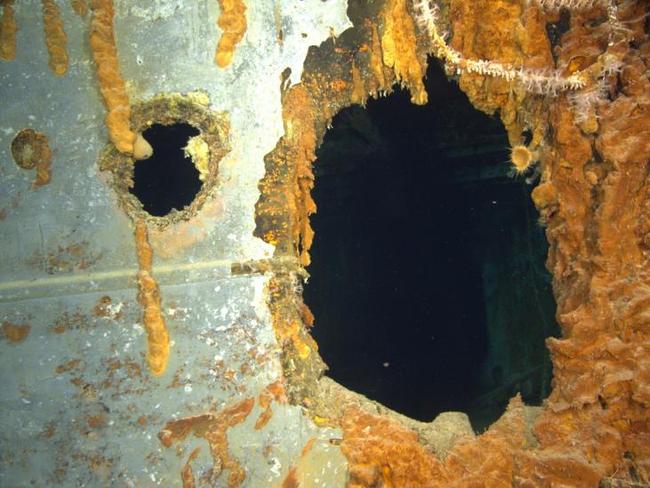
xmin=129 ymin=123 xmax=202 ymax=217
xmin=305 ymin=62 xmax=560 ymax=430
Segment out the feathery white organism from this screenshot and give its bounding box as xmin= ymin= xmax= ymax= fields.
xmin=531 ymin=0 xmax=607 ymax=11
xmin=411 ymin=0 xmax=587 ymax=95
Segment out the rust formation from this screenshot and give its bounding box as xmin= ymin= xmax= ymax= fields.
xmin=158 ymin=398 xmax=255 ymax=488
xmin=254 ymin=379 xmax=288 ymax=430
xmin=41 ymin=0 xmax=69 ymax=76
xmin=0 ymin=0 xmax=646 ymax=484
xmin=89 ymin=0 xmax=151 ymax=158
xmin=71 ymin=0 xmax=88 ymax=17
xmin=1 ymin=321 xmax=31 ymax=343
xmin=214 ymin=0 xmax=247 ymax=68
xmin=98 ymin=93 xmax=230 ymax=225
xmin=254 ymin=0 xmax=650 ymax=485
xmin=134 ymin=219 xmax=170 ymax=376
xmin=0 ymin=0 xmax=16 ymax=61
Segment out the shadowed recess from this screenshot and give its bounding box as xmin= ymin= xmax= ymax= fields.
xmin=129 ymin=123 xmax=202 ymax=217
xmin=305 ymin=61 xmax=560 ymax=430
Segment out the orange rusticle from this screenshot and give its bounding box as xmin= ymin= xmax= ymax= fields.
xmin=89 ymin=0 xmax=138 ymax=155
xmin=215 ymin=0 xmax=247 ymax=68
xmin=134 ymin=219 xmax=170 ymax=376
xmin=380 ymin=0 xmax=427 ymax=104
xmin=42 ymin=0 xmax=69 ymax=76
xmin=0 ymin=0 xmax=16 ymax=61
xmin=71 ymin=0 xmax=88 ymax=17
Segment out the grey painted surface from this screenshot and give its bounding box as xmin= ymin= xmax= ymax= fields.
xmin=0 ymin=1 xmax=350 ymax=485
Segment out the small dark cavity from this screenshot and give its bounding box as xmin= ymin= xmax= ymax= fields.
xmin=546 ymin=9 xmax=571 ymax=63
xmin=129 ymin=123 xmax=202 ymax=217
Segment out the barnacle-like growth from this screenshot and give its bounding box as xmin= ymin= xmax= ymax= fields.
xmin=412 ymin=0 xmax=587 ymax=95
xmin=183 ymin=135 xmax=210 ymax=181
xmin=509 ymin=144 xmax=537 ymax=174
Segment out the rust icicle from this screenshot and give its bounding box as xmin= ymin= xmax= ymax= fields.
xmin=134 ymin=219 xmax=170 ymax=376
xmin=0 ymin=0 xmax=17 ymax=61
xmin=71 ymin=0 xmax=88 ymax=17
xmin=89 ymin=0 xmax=151 ymax=158
xmin=215 ymin=0 xmax=247 ymax=68
xmin=42 ymin=0 xmax=69 ymax=76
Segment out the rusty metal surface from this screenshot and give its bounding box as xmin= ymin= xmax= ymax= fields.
xmin=0 ymin=0 xmax=351 ymax=485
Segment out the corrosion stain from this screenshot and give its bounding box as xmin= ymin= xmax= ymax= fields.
xmin=159 ymin=398 xmax=255 ymax=488
xmin=42 ymin=0 xmax=69 ymax=76
xmin=255 ymin=379 xmax=288 ymax=430
xmin=0 ymin=0 xmax=16 ymax=61
xmin=134 ymin=219 xmax=170 ymax=376
xmin=93 ymin=295 xmax=123 ymax=320
xmin=181 ymin=446 xmax=202 ymax=488
xmin=11 ymin=128 xmax=52 ymax=187
xmin=281 ymin=466 xmax=299 ymax=488
xmin=86 ymin=412 xmax=107 ymax=429
xmin=27 ymin=241 xmax=102 ymax=274
xmin=89 ymin=0 xmax=149 ymax=157
xmin=1 ymin=321 xmax=31 ymax=343
xmin=215 ymin=0 xmax=247 ymax=68
xmin=55 ymin=358 xmax=82 ymax=374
